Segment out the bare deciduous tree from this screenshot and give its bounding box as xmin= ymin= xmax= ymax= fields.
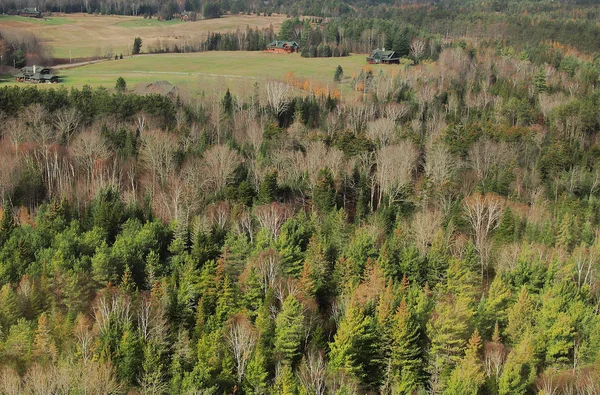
xmin=254 ymin=202 xmax=289 ymax=239
xmin=253 ymin=248 xmax=282 ymax=291
xmin=0 ymin=367 xmax=22 ymax=394
xmin=298 ymin=350 xmax=327 ymax=395
xmin=410 ymin=39 xmax=426 ymax=62
xmin=425 ymin=143 xmax=455 ymax=187
xmin=411 ymin=209 xmax=444 ymax=254
xmin=94 ymin=287 xmax=131 ymax=336
xmin=226 ymin=315 xmax=257 ymax=383
xmin=366 ymin=117 xmax=395 ymax=147
xmin=265 ymin=80 xmax=291 ymax=116
xmin=464 ymin=193 xmax=505 ymax=278
xmin=137 ymin=292 xmax=168 ymax=345
xmin=73 ymin=314 xmax=94 ymax=362
xmin=376 ymin=142 xmax=419 ymax=206
xmin=53 ymin=107 xmax=82 ymax=144
xmin=468 ymin=139 xmax=511 ymax=191
xmin=140 ymin=130 xmax=177 ymax=194
xmin=203 ymin=144 xmax=242 ymax=193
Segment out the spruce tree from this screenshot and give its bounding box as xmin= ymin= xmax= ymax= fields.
xmin=329 ymin=303 xmax=382 ymax=388
xmin=506 ymin=286 xmax=535 ymax=344
xmin=444 ymin=330 xmax=485 ymax=395
xmin=313 ymin=168 xmax=336 ymax=214
xmin=391 ymin=300 xmax=422 ymax=393
xmin=0 ymin=202 xmax=15 ymax=246
xmin=274 ymin=295 xmax=304 ymax=365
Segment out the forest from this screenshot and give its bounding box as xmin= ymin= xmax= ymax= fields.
xmin=2 ymin=0 xmax=600 ymax=394
xmin=1 ymin=37 xmax=600 ymax=393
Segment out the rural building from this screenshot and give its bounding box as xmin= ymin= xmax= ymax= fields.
xmin=265 ymin=41 xmax=300 ymax=54
xmin=8 ymin=7 xmax=42 ymax=18
xmin=14 ymin=66 xmax=59 ymax=83
xmin=366 ymin=48 xmax=400 ymax=64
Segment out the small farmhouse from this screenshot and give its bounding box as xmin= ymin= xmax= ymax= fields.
xmin=8 ymin=7 xmax=42 ymax=18
xmin=265 ymin=41 xmax=300 ymax=54
xmin=14 ymin=66 xmax=59 ymax=83
xmin=366 ymin=49 xmax=400 ymax=64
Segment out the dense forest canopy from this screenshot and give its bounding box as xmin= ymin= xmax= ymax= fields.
xmin=2 ymin=0 xmax=600 ymax=394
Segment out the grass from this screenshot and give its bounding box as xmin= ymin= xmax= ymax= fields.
xmin=0 ymin=13 xmax=287 ymax=58
xmin=0 ymin=52 xmax=379 ymax=98
xmin=0 ymin=15 xmax=74 ymax=25
xmin=115 ymin=18 xmax=183 ymax=27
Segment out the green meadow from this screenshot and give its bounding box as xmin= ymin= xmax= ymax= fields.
xmin=2 ymin=52 xmax=377 ymax=96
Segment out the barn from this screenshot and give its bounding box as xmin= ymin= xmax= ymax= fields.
xmin=366 ymin=49 xmax=400 ymax=64
xmin=265 ymin=41 xmax=300 ymax=54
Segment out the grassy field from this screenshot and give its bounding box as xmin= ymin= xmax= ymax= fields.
xmin=115 ymin=18 xmax=183 ymax=28
xmin=1 ymin=51 xmax=378 ymax=98
xmin=0 ymin=13 xmax=286 ymax=58
xmin=0 ymin=15 xmax=74 ymax=25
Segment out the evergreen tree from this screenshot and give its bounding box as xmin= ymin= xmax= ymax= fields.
xmin=133 ymin=37 xmax=143 ymax=54
xmin=498 ymin=333 xmax=537 ymax=395
xmin=0 ymin=284 xmax=19 ymax=329
xmin=427 ymin=294 xmax=473 ymax=392
xmin=32 ymin=312 xmax=58 ymax=363
xmin=116 ymin=325 xmax=144 ymax=386
xmin=0 ymin=202 xmax=15 ymax=246
xmin=506 ymin=286 xmax=535 ymax=344
xmin=258 ymin=171 xmax=279 ymax=204
xmin=329 ymin=303 xmax=382 ymax=388
xmin=313 ymin=168 xmax=336 ymax=213
xmin=115 ymin=76 xmax=127 ymax=92
xmin=334 ymin=65 xmax=344 ymax=82
xmin=275 ymin=294 xmax=304 ymax=365
xmin=391 ymin=300 xmax=422 ymax=393
xmin=444 ymin=330 xmax=485 ymax=395
xmin=222 ymin=88 xmax=234 ymax=115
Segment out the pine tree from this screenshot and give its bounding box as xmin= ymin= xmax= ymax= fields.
xmin=427 ymin=294 xmax=473 ymax=392
xmin=32 ymin=312 xmax=58 ymax=363
xmin=244 ymin=268 xmax=264 ymax=320
xmin=0 ymin=202 xmax=15 ymax=246
xmin=274 ymin=294 xmax=304 ymax=365
xmin=444 ymin=330 xmax=485 ymax=395
xmin=391 ymin=300 xmax=422 ymax=393
xmin=313 ymin=168 xmax=337 ymax=214
xmin=498 ymin=333 xmax=537 ymax=395
xmin=334 ymin=65 xmax=344 ymax=82
xmin=222 ymin=88 xmax=234 ymax=115
xmin=133 ymin=37 xmax=143 ymax=54
xmin=115 ymin=76 xmax=127 ymax=92
xmin=0 ymin=284 xmax=19 ymax=329
xmin=299 ymin=236 xmax=328 ymax=300
xmin=244 ymin=346 xmax=269 ymax=394
xmin=481 ymin=275 xmax=512 ymax=338
xmin=258 ymin=171 xmax=279 ymax=204
xmin=120 ymin=265 xmax=137 ymax=295
xmin=329 ymin=303 xmax=382 ymax=388
xmin=505 ymin=286 xmax=535 ymax=344
xmin=556 ymin=213 xmax=575 ymax=251
xmin=274 ymin=363 xmax=298 ymax=395
xmin=116 ymin=325 xmax=144 ymax=386
xmin=215 ymin=274 xmax=237 ymax=325
xmin=533 ymin=67 xmax=547 ymax=92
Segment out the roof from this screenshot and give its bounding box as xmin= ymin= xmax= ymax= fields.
xmin=368 ymin=48 xmax=399 ymax=60
xmin=266 ymin=41 xmax=299 ymax=49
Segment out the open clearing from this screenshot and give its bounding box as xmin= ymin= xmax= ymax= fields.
xmin=0 ymin=13 xmax=286 ymax=58
xmin=0 ymin=51 xmax=379 ymax=97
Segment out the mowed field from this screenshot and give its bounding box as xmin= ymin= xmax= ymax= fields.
xmin=1 ymin=51 xmax=375 ymax=97
xmin=0 ymin=13 xmax=287 ymax=58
